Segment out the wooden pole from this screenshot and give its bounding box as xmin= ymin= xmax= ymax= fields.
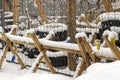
xmin=4 ymin=0 xmax=10 ymax=12
xmin=67 ymin=0 xmax=77 ymax=71
xmin=102 ymin=0 xmax=113 ymax=12
xmin=104 ymin=35 xmax=120 ymax=59
xmin=35 ymin=0 xmax=48 ymax=24
xmin=13 ymin=0 xmax=19 ymax=25
xmin=31 ymin=33 xmax=56 ymax=73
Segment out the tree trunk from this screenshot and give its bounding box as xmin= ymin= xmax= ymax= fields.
xmin=67 ymin=0 xmax=77 ymax=71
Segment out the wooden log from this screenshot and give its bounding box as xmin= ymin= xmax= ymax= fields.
xmin=35 ymin=0 xmax=48 ymax=24
xmin=31 ymin=33 xmax=56 ymax=73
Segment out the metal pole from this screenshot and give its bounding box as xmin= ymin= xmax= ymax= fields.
xmin=0 ymin=0 xmax=5 ymax=30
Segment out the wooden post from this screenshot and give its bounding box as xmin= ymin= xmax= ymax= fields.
xmin=0 ymin=32 xmax=25 ymax=69
xmin=13 ymin=0 xmax=19 ymax=25
xmin=67 ymin=0 xmax=77 ymax=71
xmin=25 ymin=8 xmax=31 ymax=28
xmin=0 ymin=45 xmax=9 ymax=68
xmin=30 ymin=33 xmax=56 ymax=73
xmin=4 ymin=0 xmax=10 ymax=12
xmin=82 ymin=37 xmax=98 ymax=62
xmin=77 ymin=38 xmax=90 ymax=67
xmin=102 ymin=0 xmax=113 ymax=12
xmin=35 ymin=0 xmax=48 ymax=24
xmin=104 ymin=35 xmax=120 ymax=59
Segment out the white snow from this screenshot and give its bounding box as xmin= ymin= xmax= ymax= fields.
xmin=0 ymin=73 xmax=17 ymax=80
xmin=29 ymin=53 xmax=43 ymax=73
xmin=76 ymin=20 xmax=98 ymax=27
xmin=27 ymin=23 xmax=67 ymax=33
xmin=4 ymin=12 xmax=13 ymax=18
xmin=9 ymin=25 xmax=18 ymax=34
xmin=76 ymin=27 xmax=99 ymax=33
xmin=103 ymin=30 xmax=118 ymax=40
xmin=75 ymin=61 xmax=120 ymax=80
xmin=45 ymin=31 xmax=55 ymax=40
xmin=92 ymin=46 xmax=116 ymax=58
xmin=14 ymin=73 xmax=73 ymax=80
xmin=0 ymin=26 xmax=4 ymax=33
xmin=99 ymin=12 xmax=120 ymax=21
xmin=110 ymin=26 xmax=120 ymax=33
xmin=1 ymin=33 xmax=79 ymax=51
xmin=75 ymin=32 xmax=88 ymax=40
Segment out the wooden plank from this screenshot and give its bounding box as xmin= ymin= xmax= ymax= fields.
xmin=0 ymin=45 xmax=9 ymax=69
xmin=35 ymin=0 xmax=48 ymax=24
xmin=104 ymin=35 xmax=120 ymax=59
xmin=31 ymin=33 xmax=56 ymax=73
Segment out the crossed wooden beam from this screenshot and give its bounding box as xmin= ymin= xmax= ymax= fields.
xmin=0 ymin=31 xmax=92 ymax=76
xmin=78 ymin=33 xmax=120 ymax=63
xmin=1 ymin=29 xmax=119 ymax=77
xmin=0 ymin=32 xmax=25 ymax=69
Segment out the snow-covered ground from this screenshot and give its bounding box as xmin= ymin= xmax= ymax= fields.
xmin=0 ymin=60 xmax=72 ymax=80
xmin=1 ymin=58 xmax=120 ymax=80
xmin=75 ymin=61 xmax=120 ymax=80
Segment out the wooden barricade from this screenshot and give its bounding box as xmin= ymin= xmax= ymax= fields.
xmin=0 ymin=32 xmax=25 ymax=69
xmin=0 ymin=31 xmax=91 ymax=76
xmin=78 ymin=34 xmax=120 ymax=63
